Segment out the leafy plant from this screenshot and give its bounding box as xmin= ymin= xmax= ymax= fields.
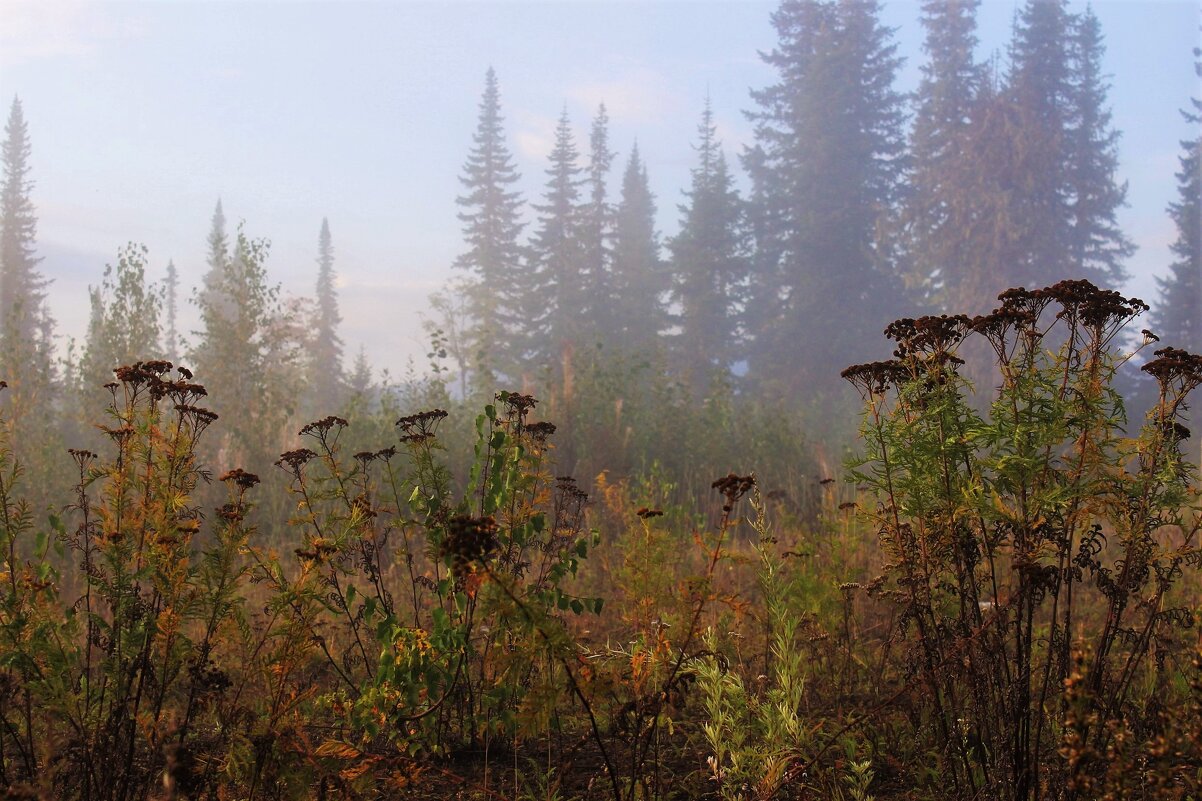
xmin=843 ymin=281 xmax=1202 ymax=799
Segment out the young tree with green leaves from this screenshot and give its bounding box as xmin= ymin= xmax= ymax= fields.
xmin=454 ymin=68 xmax=528 ymax=389
xmin=69 ymin=244 xmax=163 ymax=444
xmin=190 ymin=226 xmax=295 ymax=471
xmin=81 ymin=244 xmax=162 ymax=385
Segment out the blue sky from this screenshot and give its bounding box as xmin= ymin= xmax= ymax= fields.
xmin=0 ymin=0 xmax=1198 ymax=379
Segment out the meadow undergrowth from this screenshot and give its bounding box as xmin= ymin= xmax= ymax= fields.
xmin=0 ymin=281 xmax=1199 ymax=800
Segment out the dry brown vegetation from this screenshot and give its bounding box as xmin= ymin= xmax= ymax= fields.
xmin=1 ymin=282 xmax=1200 ymax=801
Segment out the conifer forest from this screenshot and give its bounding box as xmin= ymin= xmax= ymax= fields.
xmin=1 ymin=1 xmax=1201 ymax=799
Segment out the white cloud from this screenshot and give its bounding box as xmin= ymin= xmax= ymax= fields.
xmin=566 ymin=66 xmax=677 ymax=125
xmin=713 ymin=116 xmax=752 ymax=154
xmin=0 ymin=0 xmax=146 ymax=67
xmin=513 ymin=111 xmax=559 ymax=162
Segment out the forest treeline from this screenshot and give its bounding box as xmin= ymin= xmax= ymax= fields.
xmin=0 ymin=0 xmax=1199 ymax=504
xmin=0 ymin=2 xmax=1200 ymax=799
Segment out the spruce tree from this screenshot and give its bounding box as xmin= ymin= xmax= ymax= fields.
xmin=1065 ymin=6 xmax=1133 ymax=287
xmin=1003 ymin=0 xmax=1075 ymax=288
xmin=528 ymin=110 xmax=586 ymax=373
xmin=947 ymin=75 xmax=1038 ymax=311
xmin=903 ymin=0 xmax=985 ymax=308
xmin=198 ymin=199 xmax=232 ymax=321
xmin=454 ymin=68 xmax=527 ymax=388
xmin=164 ymin=259 xmax=180 ymax=363
xmin=670 ymin=101 xmax=747 ymax=399
xmin=741 ymin=142 xmax=785 ymax=371
xmin=0 ymin=94 xmax=56 ymax=471
xmin=348 ymin=345 xmax=373 ymax=399
xmin=956 ymin=0 xmax=1130 ymax=300
xmin=744 ymin=0 xmax=905 ymax=394
xmin=0 ymin=96 xmax=51 ymax=373
xmin=610 ymin=143 xmax=665 ymax=354
xmin=582 ymin=104 xmax=615 ymax=338
xmin=308 ymin=217 xmax=345 ymax=413
xmin=1152 ymin=53 xmax=1202 ymax=353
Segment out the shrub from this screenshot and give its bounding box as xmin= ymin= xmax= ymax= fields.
xmin=844 ymin=281 xmax=1202 ymax=799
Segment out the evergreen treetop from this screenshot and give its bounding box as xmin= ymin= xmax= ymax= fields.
xmin=454 ymin=67 xmax=527 ymax=387
xmin=1065 ymin=5 xmax=1133 ymax=287
xmin=744 ymin=0 xmax=905 ymax=394
xmin=903 ymin=0 xmax=985 ymax=306
xmin=1153 ymin=49 xmax=1202 ymax=353
xmin=582 ymin=103 xmax=616 ymax=337
xmin=0 ymin=96 xmax=49 ymax=348
xmin=528 ymin=109 xmax=587 ymax=371
xmin=308 ymin=217 xmax=346 ymax=414
xmin=670 ymin=99 xmax=747 ymax=400
xmin=610 ymin=142 xmax=665 ymax=354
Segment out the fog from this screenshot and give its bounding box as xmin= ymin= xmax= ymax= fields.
xmin=0 ymin=0 xmax=1197 ymax=383
xmin=2 ymin=6 xmax=1202 ymax=794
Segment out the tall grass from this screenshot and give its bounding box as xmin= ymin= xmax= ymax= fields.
xmin=0 ymin=281 xmax=1198 ymax=800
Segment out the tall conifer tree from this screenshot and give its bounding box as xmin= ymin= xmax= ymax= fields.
xmin=582 ymin=104 xmax=615 ymax=338
xmin=610 ymin=143 xmax=664 ymax=354
xmin=1152 ymin=53 xmax=1202 ymax=353
xmin=1065 ymin=6 xmax=1133 ymax=287
xmin=670 ymin=101 xmax=747 ymax=399
xmin=1003 ymin=0 xmax=1075 ymax=288
xmin=455 ymin=68 xmax=527 ymax=388
xmin=0 ymin=97 xmax=51 ymax=373
xmin=744 ymin=0 xmax=905 ymax=393
xmin=164 ymin=259 xmax=180 ymax=363
xmin=198 ymin=200 xmax=232 ymax=322
xmin=948 ymin=74 xmax=1038 ymax=312
xmin=0 ymin=94 xmax=55 ymax=455
xmin=348 ymin=345 xmax=373 ymax=398
xmin=903 ymin=0 xmax=985 ymax=308
xmin=528 ymin=110 xmax=586 ymax=373
xmin=308 ymin=218 xmax=345 ymax=413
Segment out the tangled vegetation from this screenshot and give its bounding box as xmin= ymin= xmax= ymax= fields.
xmin=1 ymin=282 xmax=1200 ymax=801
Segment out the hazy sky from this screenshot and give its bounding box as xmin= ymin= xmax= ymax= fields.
xmin=0 ymin=0 xmax=1198 ymax=380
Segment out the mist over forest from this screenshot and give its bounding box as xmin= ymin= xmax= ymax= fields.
xmin=0 ymin=2 xmax=1200 ymax=799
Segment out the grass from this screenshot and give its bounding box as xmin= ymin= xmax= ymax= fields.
xmin=1 ymin=282 xmax=1200 ymax=801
